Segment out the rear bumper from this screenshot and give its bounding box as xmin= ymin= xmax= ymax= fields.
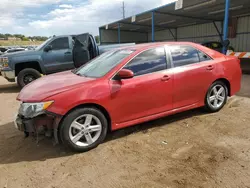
xmin=230 ymin=70 xmax=242 ymax=96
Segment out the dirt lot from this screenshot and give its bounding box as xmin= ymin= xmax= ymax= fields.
xmin=0 ymin=75 xmax=250 ymax=188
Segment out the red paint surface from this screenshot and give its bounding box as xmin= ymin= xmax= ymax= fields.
xmin=17 ymin=42 xmax=242 ymax=131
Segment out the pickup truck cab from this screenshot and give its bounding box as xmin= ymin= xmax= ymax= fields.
xmin=0 ymin=33 xmax=133 ymax=88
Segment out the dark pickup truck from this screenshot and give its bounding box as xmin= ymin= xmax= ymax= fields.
xmin=0 ymin=33 xmax=134 ymax=87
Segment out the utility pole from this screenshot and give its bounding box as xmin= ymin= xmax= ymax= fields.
xmin=122 ymin=1 xmax=125 ymax=19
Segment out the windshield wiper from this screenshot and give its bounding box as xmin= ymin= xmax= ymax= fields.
xmin=73 ymin=71 xmax=85 ymax=77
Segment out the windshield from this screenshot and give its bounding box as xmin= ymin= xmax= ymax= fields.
xmin=35 ymin=38 xmax=51 ymax=50
xmin=76 ymin=49 xmax=134 ymax=78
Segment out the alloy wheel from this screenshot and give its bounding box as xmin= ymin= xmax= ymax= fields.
xmin=207 ymin=84 xmax=226 ymax=109
xmin=69 ymin=114 xmax=102 ymax=147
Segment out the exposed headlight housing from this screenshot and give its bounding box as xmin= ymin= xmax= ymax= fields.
xmin=18 ymin=101 xmax=54 ymax=118
xmin=0 ymin=57 xmax=9 ymax=67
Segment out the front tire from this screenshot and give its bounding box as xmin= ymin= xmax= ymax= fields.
xmin=205 ymin=81 xmax=228 ymax=112
xmin=60 ymin=108 xmax=108 ymax=152
xmin=17 ymin=68 xmax=41 ymax=88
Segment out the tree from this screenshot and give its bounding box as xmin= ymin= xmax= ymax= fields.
xmin=4 ymin=34 xmax=12 ymax=38
xmin=14 ymin=34 xmax=24 ymax=39
xmin=22 ymin=37 xmax=29 ymax=41
xmin=0 ymin=33 xmax=48 ymax=41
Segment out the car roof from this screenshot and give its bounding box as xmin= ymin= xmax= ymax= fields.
xmin=122 ymin=42 xmax=199 ymax=51
xmin=120 ymin=42 xmax=224 ymax=59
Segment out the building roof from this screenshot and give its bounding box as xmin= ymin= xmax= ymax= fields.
xmin=99 ymin=0 xmax=250 ymax=33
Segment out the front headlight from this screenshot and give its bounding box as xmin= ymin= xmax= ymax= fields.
xmin=18 ymin=101 xmax=54 ymax=118
xmin=0 ymin=57 xmax=9 ymax=67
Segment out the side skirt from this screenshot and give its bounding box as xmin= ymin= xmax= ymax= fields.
xmin=112 ymin=103 xmax=203 ymax=131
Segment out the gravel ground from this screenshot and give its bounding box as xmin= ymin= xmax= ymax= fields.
xmin=0 ymin=75 xmax=250 ymax=188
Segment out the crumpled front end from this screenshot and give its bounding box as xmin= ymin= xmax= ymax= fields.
xmin=14 ymin=102 xmax=63 ymax=143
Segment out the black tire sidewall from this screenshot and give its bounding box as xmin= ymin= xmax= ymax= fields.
xmin=205 ymin=81 xmax=228 ymax=112
xmin=17 ymin=68 xmax=41 ymax=88
xmin=60 ymin=108 xmax=108 ymax=152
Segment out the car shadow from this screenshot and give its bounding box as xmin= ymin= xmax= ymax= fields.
xmin=0 ymin=108 xmax=203 ymax=165
xmin=106 ymin=108 xmax=203 ymax=142
xmin=0 ymin=83 xmax=20 ymax=93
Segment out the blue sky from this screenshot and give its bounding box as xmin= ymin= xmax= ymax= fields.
xmin=0 ymin=0 xmax=176 ymax=37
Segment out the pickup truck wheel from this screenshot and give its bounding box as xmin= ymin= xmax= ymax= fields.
xmin=60 ymin=108 xmax=108 ymax=152
xmin=17 ymin=68 xmax=41 ymax=88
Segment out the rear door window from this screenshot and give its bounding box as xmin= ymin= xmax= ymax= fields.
xmin=124 ymin=47 xmax=167 ymax=76
xmin=170 ymin=46 xmax=200 ymax=67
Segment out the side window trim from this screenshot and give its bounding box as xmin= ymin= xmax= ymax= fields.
xmin=68 ymin=36 xmax=73 ymax=49
xmin=164 ymin=45 xmax=174 ymax=69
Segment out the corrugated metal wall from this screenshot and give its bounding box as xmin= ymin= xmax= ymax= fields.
xmin=100 ymin=29 xmax=147 ymax=44
xmin=148 ymin=22 xmax=222 ymax=43
xmin=176 ymin=22 xmax=222 ymax=43
xmin=101 ymin=16 xmax=250 ymax=51
xmin=152 ymin=16 xmax=250 ymax=51
xmin=148 ymin=29 xmax=175 ymax=41
xmin=230 ymin=16 xmax=250 ymax=52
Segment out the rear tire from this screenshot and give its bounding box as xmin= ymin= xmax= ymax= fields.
xmin=204 ymin=81 xmax=228 ymax=112
xmin=60 ymin=107 xmax=108 ymax=152
xmin=17 ymin=68 xmax=41 ymax=88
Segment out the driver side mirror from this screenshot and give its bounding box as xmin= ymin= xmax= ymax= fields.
xmin=115 ymin=69 xmax=134 ymax=80
xmin=44 ymin=45 xmax=52 ymax=52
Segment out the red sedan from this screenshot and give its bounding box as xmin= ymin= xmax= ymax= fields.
xmin=16 ymin=42 xmax=241 ymax=152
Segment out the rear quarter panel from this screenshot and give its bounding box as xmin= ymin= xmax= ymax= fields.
xmin=192 ymin=43 xmax=241 ymax=96
xmin=219 ymin=56 xmax=242 ymax=96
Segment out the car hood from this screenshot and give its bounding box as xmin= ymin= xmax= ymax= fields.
xmin=17 ymin=71 xmax=95 ymax=102
xmin=2 ymin=49 xmax=38 ymax=58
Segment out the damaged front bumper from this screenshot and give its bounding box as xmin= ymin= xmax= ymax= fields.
xmin=14 ymin=112 xmax=62 ymax=143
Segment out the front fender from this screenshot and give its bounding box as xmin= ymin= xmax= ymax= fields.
xmin=9 ymin=54 xmax=45 ymax=74
xmin=44 ymin=82 xmax=111 ymax=116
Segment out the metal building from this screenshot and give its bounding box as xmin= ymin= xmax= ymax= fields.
xmin=99 ymin=0 xmax=250 ymax=54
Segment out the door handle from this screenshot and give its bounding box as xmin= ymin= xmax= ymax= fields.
xmin=64 ymin=52 xmax=71 ymax=55
xmin=161 ymin=75 xmax=170 ymax=81
xmin=206 ymin=65 xmax=214 ymax=70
